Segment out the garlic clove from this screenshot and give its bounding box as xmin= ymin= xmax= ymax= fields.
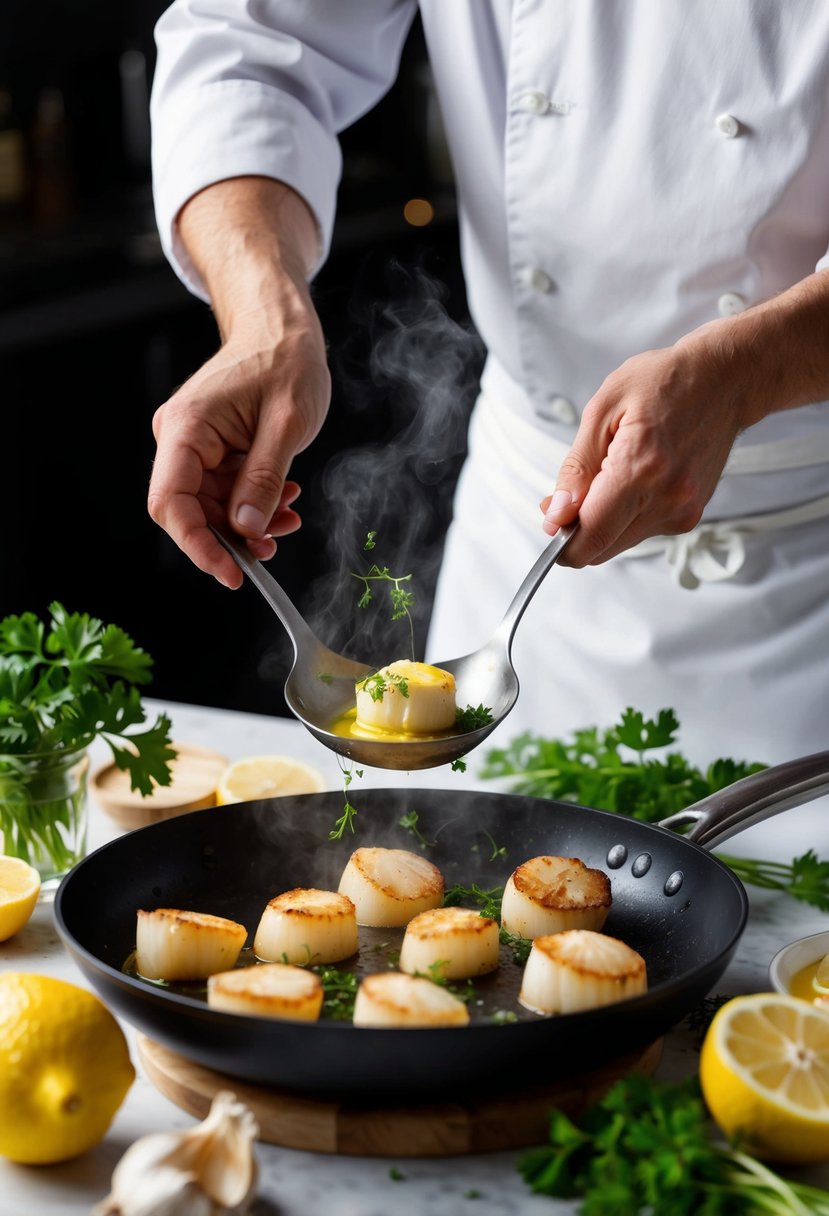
xmin=93 ymin=1090 xmax=259 ymax=1216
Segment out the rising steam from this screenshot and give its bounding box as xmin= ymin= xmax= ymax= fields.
xmin=304 ymin=259 xmax=484 ymax=666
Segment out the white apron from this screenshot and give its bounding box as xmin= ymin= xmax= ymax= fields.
xmin=426 ymin=373 xmax=829 ymax=860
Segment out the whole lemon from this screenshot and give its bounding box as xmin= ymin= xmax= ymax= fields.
xmin=0 ymin=972 xmax=135 ymax=1164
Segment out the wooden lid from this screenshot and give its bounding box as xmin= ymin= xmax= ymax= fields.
xmin=91 ymin=741 xmax=229 ymax=831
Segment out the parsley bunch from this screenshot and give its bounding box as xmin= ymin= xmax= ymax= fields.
xmin=481 ymin=707 xmax=829 ymax=911
xmin=0 ymin=603 xmax=175 ymax=868
xmin=520 ymin=1074 xmax=829 ymax=1215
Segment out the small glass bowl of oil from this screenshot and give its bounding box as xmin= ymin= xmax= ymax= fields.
xmin=769 ymin=929 xmax=829 ymax=1006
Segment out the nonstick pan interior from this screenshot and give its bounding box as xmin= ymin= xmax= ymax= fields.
xmin=55 ymin=788 xmax=747 ymax=1102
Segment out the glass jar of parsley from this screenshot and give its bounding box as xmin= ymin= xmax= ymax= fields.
xmin=0 ymin=744 xmax=89 ymax=892
xmin=0 ymin=601 xmax=175 ymax=900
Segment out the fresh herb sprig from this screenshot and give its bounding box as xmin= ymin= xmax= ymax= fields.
xmin=399 ymin=810 xmax=435 ymax=848
xmin=481 ymin=707 xmax=829 ymax=911
xmin=0 ymin=603 xmax=175 ymax=869
xmin=0 ymin=602 xmax=174 ymax=787
xmin=519 ymin=1074 xmax=829 ymax=1215
xmin=330 ymin=756 xmax=362 ymax=841
xmin=353 ymin=533 xmax=416 ymax=658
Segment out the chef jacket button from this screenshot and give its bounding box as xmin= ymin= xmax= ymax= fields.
xmin=715 ymin=112 xmax=740 ymax=139
xmin=718 ymin=291 xmax=746 ymax=316
xmin=518 ymin=265 xmax=555 ymax=294
xmin=536 ymin=395 xmax=577 ymax=424
xmin=518 ymin=90 xmax=551 ymax=115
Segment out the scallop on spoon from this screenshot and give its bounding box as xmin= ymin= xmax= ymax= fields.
xmin=211 ymin=523 xmax=577 ymax=771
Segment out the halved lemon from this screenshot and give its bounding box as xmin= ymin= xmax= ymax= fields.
xmin=0 ymin=857 xmax=41 ymax=942
xmin=700 ymin=992 xmax=829 ymax=1164
xmin=215 ymin=755 xmax=328 ymax=805
xmin=814 ymin=952 xmax=829 ymax=996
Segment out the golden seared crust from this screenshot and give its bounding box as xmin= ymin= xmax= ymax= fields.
xmin=349 ymin=847 xmax=444 ymax=902
xmin=137 ymin=908 xmax=247 ymax=938
xmin=512 ymin=856 xmax=611 ymax=910
xmin=264 ymin=888 xmax=356 ymax=920
xmin=405 ymin=907 xmax=497 ymax=938
xmin=355 ymin=972 xmax=470 ymax=1026
xmin=209 ymin=962 xmax=322 ymax=1005
xmin=534 ymin=930 xmax=646 ymax=980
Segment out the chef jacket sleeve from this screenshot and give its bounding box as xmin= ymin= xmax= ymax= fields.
xmin=150 ymin=0 xmax=419 ymax=301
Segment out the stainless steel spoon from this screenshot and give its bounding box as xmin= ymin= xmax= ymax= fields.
xmin=211 ymin=523 xmax=577 ymax=770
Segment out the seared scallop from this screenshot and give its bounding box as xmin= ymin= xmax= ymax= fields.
xmin=399 ymin=906 xmax=500 ymax=980
xmin=355 ymin=660 xmax=457 ymax=736
xmin=353 ymin=972 xmax=469 ymax=1028
xmin=519 ymin=929 xmax=647 ymax=1015
xmin=501 ymin=855 xmax=611 ymax=939
xmin=207 ymin=962 xmax=323 ymax=1021
xmin=135 ymin=908 xmax=247 ymax=982
xmin=338 ymin=846 xmax=444 ymax=927
xmin=253 ymin=888 xmax=358 ymax=964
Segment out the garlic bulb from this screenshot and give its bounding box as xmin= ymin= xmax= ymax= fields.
xmin=93 ymin=1090 xmax=258 ymax=1216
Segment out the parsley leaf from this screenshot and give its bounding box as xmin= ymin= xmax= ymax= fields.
xmin=455 ymin=703 xmax=494 ymax=732
xmin=0 ymin=603 xmax=174 ymax=782
xmin=0 ymin=603 xmax=176 ymax=872
xmin=519 ymin=1075 xmax=829 ymax=1215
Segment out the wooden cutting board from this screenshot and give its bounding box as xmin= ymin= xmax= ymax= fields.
xmin=137 ymin=1034 xmax=663 ymax=1158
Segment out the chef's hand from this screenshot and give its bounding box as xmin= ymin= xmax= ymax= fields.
xmin=538 ymin=337 xmax=746 ymax=566
xmin=147 ymin=178 xmax=330 ymax=589
xmin=541 ymin=271 xmax=829 ymax=566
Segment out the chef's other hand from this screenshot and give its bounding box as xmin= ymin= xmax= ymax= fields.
xmin=539 ymin=336 xmax=749 ymax=566
xmin=147 ymin=178 xmax=330 ymax=589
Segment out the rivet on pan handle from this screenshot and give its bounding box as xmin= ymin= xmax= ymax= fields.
xmin=658 ymin=750 xmax=829 ymax=850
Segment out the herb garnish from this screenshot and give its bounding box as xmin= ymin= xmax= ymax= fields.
xmin=481 ymin=707 xmax=829 ymax=911
xmin=329 ymin=757 xmax=362 ymax=841
xmin=519 ymin=1074 xmax=829 ymax=1214
xmin=352 ymin=533 xmax=416 ymax=658
xmin=455 ymin=703 xmax=494 ymax=732
xmin=399 ymin=810 xmax=435 ymax=848
xmin=359 ymin=668 xmax=410 ymax=703
xmin=314 ymin=965 xmax=359 ymax=1020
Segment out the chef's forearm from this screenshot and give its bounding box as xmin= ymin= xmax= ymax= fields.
xmin=177 ymin=176 xmax=320 ymax=342
xmin=680 ymin=269 xmax=829 ymax=430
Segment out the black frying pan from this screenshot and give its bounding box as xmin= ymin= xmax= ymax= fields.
xmin=55 ymin=754 xmax=829 ymax=1103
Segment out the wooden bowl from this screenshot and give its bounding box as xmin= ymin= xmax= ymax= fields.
xmin=91 ymin=742 xmax=229 ymax=831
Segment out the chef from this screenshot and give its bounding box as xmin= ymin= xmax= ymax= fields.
xmin=148 ymin=1 xmax=829 ymax=854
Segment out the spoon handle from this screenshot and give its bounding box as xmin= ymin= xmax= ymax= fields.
xmin=495 ymin=523 xmax=578 ymax=655
xmin=209 ymin=526 xmax=319 ymax=657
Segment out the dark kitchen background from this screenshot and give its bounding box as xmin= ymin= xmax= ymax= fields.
xmin=0 ymin=3 xmax=483 ymax=717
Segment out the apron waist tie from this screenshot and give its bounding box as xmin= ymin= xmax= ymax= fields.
xmin=630 ymin=495 xmax=829 ymax=589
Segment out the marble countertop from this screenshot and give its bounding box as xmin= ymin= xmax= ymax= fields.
xmin=1 ymin=698 xmax=827 ymax=1216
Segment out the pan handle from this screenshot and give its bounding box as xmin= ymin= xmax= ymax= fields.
xmin=658 ymin=750 xmax=829 ymax=849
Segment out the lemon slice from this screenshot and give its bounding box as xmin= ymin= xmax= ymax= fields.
xmin=700 ymin=992 xmax=829 ymax=1164
xmin=814 ymin=952 xmax=829 ymax=996
xmin=0 ymin=857 xmax=41 ymax=942
xmin=216 ymin=755 xmax=328 ymax=805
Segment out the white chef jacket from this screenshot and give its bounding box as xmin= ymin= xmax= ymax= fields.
xmin=151 ymin=2 xmax=829 ymax=854
xmin=151 ymin=0 xmax=829 ymax=519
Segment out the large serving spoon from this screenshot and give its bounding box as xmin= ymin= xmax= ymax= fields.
xmin=211 ymin=523 xmax=577 ymax=770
